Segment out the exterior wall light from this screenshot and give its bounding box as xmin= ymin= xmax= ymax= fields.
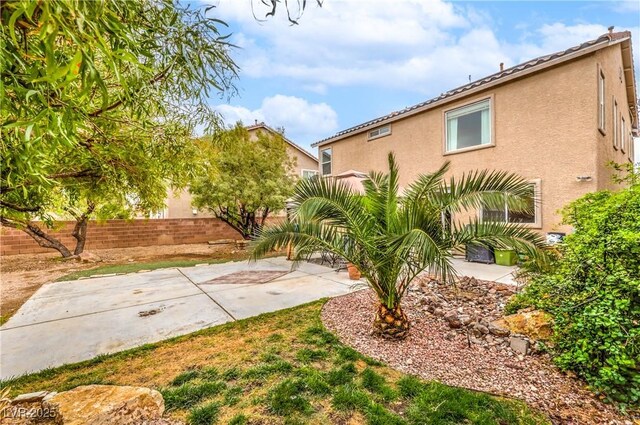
xmin=575 ymin=176 xmax=593 ymax=182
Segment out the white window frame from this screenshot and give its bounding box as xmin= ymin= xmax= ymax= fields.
xmin=613 ymin=99 xmax=618 ymax=150
xmin=479 ymin=179 xmax=542 ymax=228
xmin=443 ymin=97 xmax=493 ymax=155
xmin=301 ymin=169 xmax=319 ymax=179
xmin=368 ymin=124 xmax=391 ymax=141
xmin=321 ymin=148 xmax=332 ymax=176
xmin=598 ymin=69 xmax=606 ymax=134
xmin=621 ymin=117 xmax=626 ymax=153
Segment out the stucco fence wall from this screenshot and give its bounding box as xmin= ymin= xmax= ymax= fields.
xmin=0 ymin=218 xmax=241 ymax=256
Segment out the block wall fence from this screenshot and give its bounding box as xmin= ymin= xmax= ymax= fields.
xmin=0 ymin=218 xmax=240 ymax=256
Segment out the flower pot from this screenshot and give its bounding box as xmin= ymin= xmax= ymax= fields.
xmin=347 ymin=263 xmax=361 ymax=280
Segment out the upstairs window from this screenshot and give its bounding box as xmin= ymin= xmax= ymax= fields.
xmin=445 ymin=99 xmax=491 ymax=153
xmin=613 ymin=100 xmax=618 ymax=149
xmin=302 ymin=169 xmax=319 ymax=179
xmin=598 ymin=70 xmax=605 ymax=133
xmin=481 ymin=182 xmax=540 ymax=226
xmin=621 ymin=117 xmax=626 ymax=153
xmin=368 ymin=124 xmax=391 ymax=141
xmin=321 ymin=148 xmax=332 ymax=176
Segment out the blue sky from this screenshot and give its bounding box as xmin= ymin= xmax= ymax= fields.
xmin=201 ymin=0 xmax=640 ymax=154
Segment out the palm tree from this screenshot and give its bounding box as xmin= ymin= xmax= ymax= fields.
xmin=252 ymin=153 xmax=546 ymax=340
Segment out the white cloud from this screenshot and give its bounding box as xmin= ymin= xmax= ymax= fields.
xmin=214 ymin=95 xmax=338 ymax=146
xmin=613 ymin=1 xmax=640 ymax=13
xmin=211 ymin=1 xmax=635 ymax=96
xmin=211 ymin=0 xmax=479 ymax=93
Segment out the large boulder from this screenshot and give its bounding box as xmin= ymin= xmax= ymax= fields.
xmin=500 ymin=310 xmax=553 ymax=340
xmin=44 ymin=385 xmax=164 ymax=425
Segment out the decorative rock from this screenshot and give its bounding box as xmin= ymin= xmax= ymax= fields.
xmin=471 ymin=322 xmax=489 ymax=337
xmin=502 ymin=310 xmax=553 ymax=340
xmin=76 ymin=251 xmax=102 ymax=263
xmin=11 ymin=391 xmax=54 ymax=404
xmin=509 ymin=336 xmax=530 ymax=355
xmin=488 ymin=320 xmax=511 ymax=337
xmin=459 ymin=314 xmax=473 ymax=326
xmin=44 ymin=385 xmax=164 ymax=425
xmin=433 ymin=308 xmax=445 ymax=317
xmin=444 ymin=312 xmax=462 ymax=329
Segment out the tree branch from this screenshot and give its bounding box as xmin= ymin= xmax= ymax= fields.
xmin=87 ymin=66 xmax=172 ymax=118
xmin=0 ymin=200 xmax=40 ymax=212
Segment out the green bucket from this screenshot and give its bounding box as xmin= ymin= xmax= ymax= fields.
xmin=495 ymin=249 xmax=518 ymax=266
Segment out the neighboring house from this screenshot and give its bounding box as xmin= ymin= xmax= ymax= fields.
xmin=312 ymin=30 xmax=638 ymax=235
xmin=162 ymin=122 xmax=318 ymax=218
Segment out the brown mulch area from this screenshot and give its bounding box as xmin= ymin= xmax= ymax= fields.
xmin=322 ymin=289 xmax=632 ymax=425
xmin=0 ymin=243 xmax=250 ymax=321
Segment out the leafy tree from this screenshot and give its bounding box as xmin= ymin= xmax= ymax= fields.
xmin=190 ymin=123 xmax=296 ymax=239
xmin=252 ymin=153 xmax=546 ymax=339
xmin=1 ymin=0 xmax=237 ymax=257
xmin=508 ymin=164 xmax=640 ymax=405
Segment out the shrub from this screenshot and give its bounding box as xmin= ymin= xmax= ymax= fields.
xmin=509 ymin=168 xmax=640 ymax=405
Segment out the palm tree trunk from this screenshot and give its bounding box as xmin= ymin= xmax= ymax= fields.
xmin=373 ymin=303 xmax=410 ymax=340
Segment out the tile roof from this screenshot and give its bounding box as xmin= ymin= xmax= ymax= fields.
xmin=313 ymin=31 xmax=634 ymax=147
xmin=246 ymin=122 xmax=318 ymax=161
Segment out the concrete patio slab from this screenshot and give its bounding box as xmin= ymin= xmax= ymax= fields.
xmin=0 ymin=258 xmax=356 ymax=380
xmin=1 ymin=293 xmax=230 ymax=378
xmin=209 ymin=273 xmax=353 ymax=320
xmin=7 ymin=269 xmax=199 ymax=327
xmin=0 ymin=256 xmax=518 ymax=380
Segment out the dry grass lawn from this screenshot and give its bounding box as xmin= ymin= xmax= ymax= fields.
xmin=1 ymin=301 xmax=550 ymax=425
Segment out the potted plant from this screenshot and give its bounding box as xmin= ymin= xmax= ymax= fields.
xmin=347 ymin=263 xmax=361 ymax=280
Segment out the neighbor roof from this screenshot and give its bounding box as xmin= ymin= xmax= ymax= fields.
xmin=246 ymin=122 xmax=318 ymax=162
xmin=312 ymin=30 xmax=637 ymax=148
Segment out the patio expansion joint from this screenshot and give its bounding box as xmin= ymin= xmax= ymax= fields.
xmin=0 ymin=292 xmax=204 ymax=331
xmin=177 ymin=268 xmax=237 ymax=321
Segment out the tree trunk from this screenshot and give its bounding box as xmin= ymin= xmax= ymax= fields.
xmin=0 ymin=217 xmax=73 ymax=258
xmin=70 ymin=203 xmax=95 ymax=255
xmin=373 ymin=303 xmax=410 ymax=340
xmin=71 ymin=216 xmax=89 ymax=255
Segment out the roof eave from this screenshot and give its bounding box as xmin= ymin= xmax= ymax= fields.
xmin=250 ymin=124 xmax=318 ymax=162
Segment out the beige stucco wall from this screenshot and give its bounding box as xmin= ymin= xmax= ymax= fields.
xmin=593 ymin=45 xmax=636 ymax=190
xmin=165 ymin=128 xmax=318 ymax=218
xmin=317 ymin=43 xmax=635 ymax=234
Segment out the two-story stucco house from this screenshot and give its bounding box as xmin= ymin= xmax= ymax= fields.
xmin=164 ymin=122 xmax=318 ymax=218
xmin=312 ymin=30 xmax=638 ymax=235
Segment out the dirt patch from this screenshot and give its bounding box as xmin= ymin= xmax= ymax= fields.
xmin=0 ymin=243 xmax=249 ymax=321
xmin=322 ymin=289 xmax=632 ymax=425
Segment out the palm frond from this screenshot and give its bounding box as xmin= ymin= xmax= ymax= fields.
xmin=451 ymin=219 xmax=547 ymax=260
xmin=434 ymin=169 xmax=536 ymax=215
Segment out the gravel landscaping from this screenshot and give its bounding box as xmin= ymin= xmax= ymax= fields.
xmin=322 ymin=281 xmax=631 ymax=425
